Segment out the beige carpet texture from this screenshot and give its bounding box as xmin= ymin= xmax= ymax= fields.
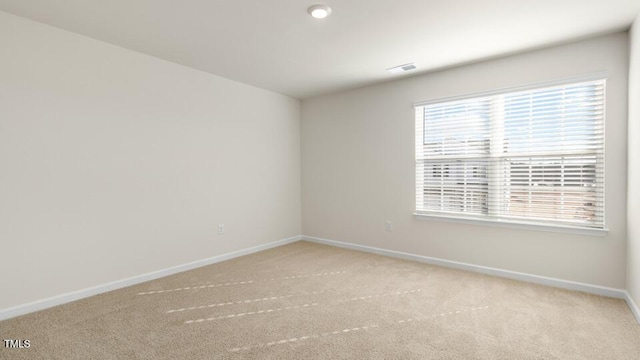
xmin=1 ymin=241 xmax=639 ymax=359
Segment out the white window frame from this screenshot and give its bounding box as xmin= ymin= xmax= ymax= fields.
xmin=413 ymin=73 xmax=609 ymax=236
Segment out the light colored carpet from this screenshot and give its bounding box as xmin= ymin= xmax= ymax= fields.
xmin=1 ymin=241 xmax=639 ymax=359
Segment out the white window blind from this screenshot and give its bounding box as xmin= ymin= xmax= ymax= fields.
xmin=415 ymin=78 xmax=605 ymax=229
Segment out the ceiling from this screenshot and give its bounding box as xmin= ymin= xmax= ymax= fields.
xmin=1 ymin=1 xmax=639 ymax=99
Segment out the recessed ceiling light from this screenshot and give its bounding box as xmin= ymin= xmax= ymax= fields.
xmin=386 ymin=63 xmax=417 ymax=74
xmin=308 ymin=5 xmax=332 ymax=19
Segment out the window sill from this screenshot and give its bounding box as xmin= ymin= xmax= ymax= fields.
xmin=413 ymin=213 xmax=609 ymax=237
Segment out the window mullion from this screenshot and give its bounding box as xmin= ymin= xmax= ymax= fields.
xmin=488 ymin=95 xmax=505 ymax=217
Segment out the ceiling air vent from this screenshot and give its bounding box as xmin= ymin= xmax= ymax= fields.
xmin=386 ymin=63 xmax=416 ymax=74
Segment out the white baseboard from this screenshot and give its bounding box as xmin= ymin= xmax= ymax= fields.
xmin=625 ymin=291 xmax=640 ymax=324
xmin=4 ymin=234 xmax=637 ymax=325
xmin=302 ymin=235 xmax=628 ymax=300
xmin=0 ymin=235 xmax=302 ymax=321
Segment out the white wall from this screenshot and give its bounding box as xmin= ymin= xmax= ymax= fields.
xmin=628 ymin=16 xmax=640 ymax=307
xmin=0 ymin=11 xmax=300 ymax=310
xmin=302 ymin=32 xmax=629 ymax=289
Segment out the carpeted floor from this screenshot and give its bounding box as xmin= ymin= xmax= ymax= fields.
xmin=1 ymin=241 xmax=639 ymax=359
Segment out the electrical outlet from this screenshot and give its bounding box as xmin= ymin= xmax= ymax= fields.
xmin=385 ymin=221 xmax=393 ymax=232
xmin=218 ymin=224 xmax=225 ymax=235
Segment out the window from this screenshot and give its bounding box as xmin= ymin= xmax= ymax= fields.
xmin=414 ymin=77 xmax=605 ymax=231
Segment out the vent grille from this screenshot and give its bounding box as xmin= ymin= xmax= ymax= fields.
xmin=387 ymin=63 xmax=416 ymax=74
